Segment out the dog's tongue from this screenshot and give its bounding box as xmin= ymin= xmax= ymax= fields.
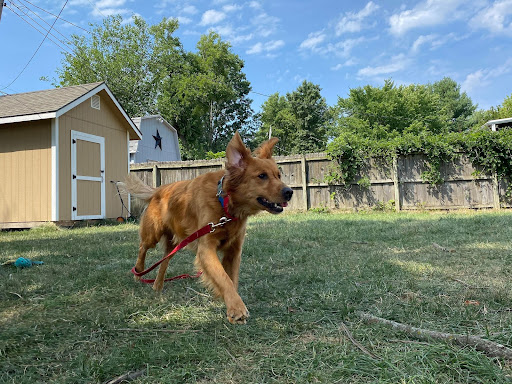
xmin=281 ymin=202 xmax=288 ymax=208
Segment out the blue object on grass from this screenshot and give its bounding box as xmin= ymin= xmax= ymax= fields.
xmin=14 ymin=257 xmax=44 ymax=268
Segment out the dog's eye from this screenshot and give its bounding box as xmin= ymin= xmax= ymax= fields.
xmin=258 ymin=173 xmax=268 ymax=180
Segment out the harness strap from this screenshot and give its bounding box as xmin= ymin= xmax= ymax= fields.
xmin=217 ymin=176 xmax=237 ymax=220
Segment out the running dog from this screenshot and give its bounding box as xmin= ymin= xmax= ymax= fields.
xmin=123 ymin=132 xmax=293 ymax=324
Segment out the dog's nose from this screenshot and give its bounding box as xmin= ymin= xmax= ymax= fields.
xmin=282 ymin=187 xmax=293 ymax=201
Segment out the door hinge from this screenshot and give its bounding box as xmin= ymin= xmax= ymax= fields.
xmin=72 ymin=207 xmax=77 ymax=211
xmin=72 ymin=174 xmax=76 ymax=179
xmin=72 ymin=139 xmax=76 ymax=144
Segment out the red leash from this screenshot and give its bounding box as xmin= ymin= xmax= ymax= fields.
xmin=131 ymin=190 xmax=236 ymax=284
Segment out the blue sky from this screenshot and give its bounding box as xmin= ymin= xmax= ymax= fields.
xmin=1 ymin=0 xmax=512 ymax=113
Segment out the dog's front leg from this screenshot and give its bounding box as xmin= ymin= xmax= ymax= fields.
xmin=222 ymin=239 xmax=243 ymax=292
xmin=197 ymin=238 xmax=249 ymax=324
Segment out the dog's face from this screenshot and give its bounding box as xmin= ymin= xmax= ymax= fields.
xmin=225 ymin=133 xmax=293 ymax=215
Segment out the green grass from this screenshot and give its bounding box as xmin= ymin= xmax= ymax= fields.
xmin=1 ymin=211 xmax=512 ymax=383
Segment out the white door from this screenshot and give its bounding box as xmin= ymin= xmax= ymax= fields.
xmin=71 ymin=131 xmax=105 ymax=220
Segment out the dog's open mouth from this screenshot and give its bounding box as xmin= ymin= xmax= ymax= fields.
xmin=257 ymin=197 xmax=288 ymax=214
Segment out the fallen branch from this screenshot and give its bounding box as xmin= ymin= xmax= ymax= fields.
xmin=339 ymin=321 xmax=379 ymax=360
xmin=359 ymin=312 xmax=512 ymax=360
xmin=450 ymin=277 xmax=487 ymax=289
xmin=104 ymin=369 xmax=146 ymax=384
xmin=111 ymin=328 xmax=198 ymax=334
xmin=433 ymin=243 xmax=455 ymax=253
xmin=8 ymin=291 xmax=23 ymax=299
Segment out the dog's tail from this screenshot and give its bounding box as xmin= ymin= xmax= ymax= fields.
xmin=117 ymin=174 xmax=156 ymax=202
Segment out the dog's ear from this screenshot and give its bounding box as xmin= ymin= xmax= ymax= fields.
xmin=226 ymin=132 xmax=251 ymax=169
xmin=255 ymin=137 xmax=279 ymax=159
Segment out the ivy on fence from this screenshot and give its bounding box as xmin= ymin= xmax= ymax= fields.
xmin=325 ymin=129 xmax=512 ymax=195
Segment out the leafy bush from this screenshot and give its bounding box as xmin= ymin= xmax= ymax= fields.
xmin=326 ymin=129 xmax=512 ymax=189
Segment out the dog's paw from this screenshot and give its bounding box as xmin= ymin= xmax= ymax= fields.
xmin=152 ymin=281 xmax=164 ymax=292
xmin=226 ymin=300 xmax=250 ymax=324
xmin=134 ymin=274 xmax=141 ymax=282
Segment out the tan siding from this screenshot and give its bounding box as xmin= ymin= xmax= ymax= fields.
xmin=0 ymin=120 xmax=51 ymax=223
xmin=59 ymin=90 xmax=128 ymax=220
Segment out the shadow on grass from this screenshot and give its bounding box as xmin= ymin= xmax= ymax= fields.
xmin=1 ymin=214 xmax=511 ymax=383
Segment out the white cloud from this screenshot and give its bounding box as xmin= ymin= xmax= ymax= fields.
xmin=411 ymin=32 xmax=469 ymax=53
xmin=335 ymin=1 xmax=380 ymax=35
xmin=389 ymin=0 xmax=467 ymax=35
xmin=299 ymin=31 xmax=326 ymax=51
xmin=331 ymin=59 xmax=357 ymax=71
xmin=177 ymin=16 xmax=193 ymax=25
xmin=200 ymin=10 xmax=226 ymax=26
xmin=182 ymin=5 xmax=198 ymax=15
xmin=462 ymin=58 xmax=512 ymax=92
xmin=471 ymin=0 xmax=512 ymax=36
xmin=247 ymin=42 xmax=263 ymax=55
xmin=411 ymin=34 xmax=437 ymax=52
xmin=249 ymin=1 xmax=262 ymax=9
xmin=327 ymin=37 xmax=368 ymax=57
xmin=358 ymin=54 xmax=410 ymax=77
xmin=223 ymin=4 xmax=242 ymax=13
xmin=251 ymin=12 xmax=280 ymax=37
xmin=246 ymin=40 xmax=284 ymax=55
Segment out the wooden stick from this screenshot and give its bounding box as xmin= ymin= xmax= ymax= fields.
xmin=104 ymin=369 xmax=146 ymax=384
xmin=433 ymin=243 xmax=455 ymax=252
xmin=111 ymin=328 xmax=198 ymax=333
xmin=449 ymin=277 xmax=487 ymax=289
xmin=359 ymin=312 xmax=512 ymax=359
xmin=339 ymin=321 xmax=379 ymax=360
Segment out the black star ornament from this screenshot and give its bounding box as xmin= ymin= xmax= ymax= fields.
xmin=153 ymin=129 xmax=162 ymax=150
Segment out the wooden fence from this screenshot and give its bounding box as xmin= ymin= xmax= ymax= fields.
xmin=129 ymin=153 xmax=510 ymax=211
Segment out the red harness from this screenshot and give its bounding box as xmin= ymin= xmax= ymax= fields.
xmin=131 ymin=179 xmax=236 ymax=284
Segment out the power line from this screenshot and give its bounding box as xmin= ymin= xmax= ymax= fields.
xmin=1 ymin=0 xmax=70 ymax=91
xmin=251 ymin=90 xmax=272 ymax=97
xmin=13 ymin=0 xmax=71 ymax=43
xmin=5 ymin=4 xmax=70 ymax=53
xmin=17 ymin=0 xmax=90 ymax=33
xmin=8 ymin=2 xmax=70 ymax=51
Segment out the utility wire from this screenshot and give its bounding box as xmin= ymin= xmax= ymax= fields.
xmin=17 ymin=0 xmax=90 ymax=33
xmin=5 ymin=4 xmax=70 ymax=53
xmin=1 ymin=0 xmax=70 ymax=91
xmin=13 ymin=0 xmax=71 ymax=43
xmin=8 ymin=2 xmax=70 ymax=51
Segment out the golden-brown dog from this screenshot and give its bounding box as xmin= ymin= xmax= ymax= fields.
xmin=123 ymin=132 xmax=293 ymax=324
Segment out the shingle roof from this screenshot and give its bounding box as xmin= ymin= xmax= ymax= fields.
xmin=0 ymin=82 xmax=104 ymax=118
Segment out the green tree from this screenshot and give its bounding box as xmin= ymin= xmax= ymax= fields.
xmin=256 ymin=93 xmax=297 ymax=155
xmin=331 ymin=78 xmax=477 ymax=141
xmin=429 ymin=77 xmax=476 ymax=131
xmin=56 ymin=16 xmax=253 ymax=159
xmin=499 ymin=93 xmax=512 ymax=118
xmin=57 ymin=15 xmax=180 ymax=117
xmin=256 ymin=81 xmax=329 ymax=154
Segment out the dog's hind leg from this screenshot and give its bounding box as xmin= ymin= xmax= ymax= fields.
xmin=134 ymin=216 xmax=161 ymax=281
xmin=152 ymin=233 xmax=176 ymax=292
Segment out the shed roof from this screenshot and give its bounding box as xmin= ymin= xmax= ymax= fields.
xmin=485 ymin=117 xmax=512 ymax=126
xmin=0 ymin=82 xmax=142 ymax=139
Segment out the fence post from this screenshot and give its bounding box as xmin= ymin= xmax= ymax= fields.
xmin=152 ymin=164 xmax=161 ymax=188
xmin=492 ymin=172 xmax=500 ymax=210
xmin=301 ymin=155 xmax=308 ymax=211
xmin=392 ymin=156 xmax=401 ymax=212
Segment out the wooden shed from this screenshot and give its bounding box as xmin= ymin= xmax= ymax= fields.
xmin=0 ymin=82 xmax=142 ymax=228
